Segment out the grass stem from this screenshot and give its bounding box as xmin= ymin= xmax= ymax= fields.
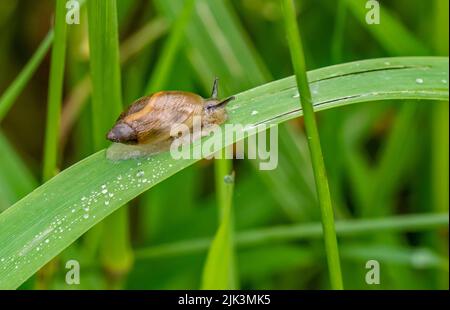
xmin=134 ymin=212 xmax=449 ymax=260
xmin=201 ymin=160 xmax=237 ymax=289
xmin=281 ymin=0 xmax=343 ymax=289
xmin=42 ymin=0 xmax=67 ymax=182
xmin=0 ymin=31 xmax=53 ymax=122
xmin=87 ymin=0 xmax=133 ymax=287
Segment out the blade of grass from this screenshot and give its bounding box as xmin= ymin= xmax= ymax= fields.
xmin=281 ymin=0 xmax=343 ymax=289
xmin=201 ymin=166 xmax=237 ymax=289
xmin=0 ymin=0 xmax=87 ymax=124
xmin=42 ymin=0 xmax=68 ymax=182
xmin=37 ymin=0 xmax=69 ymax=288
xmin=0 ymin=31 xmax=53 ymax=122
xmin=87 ymin=0 xmax=124 ymax=150
xmin=0 ymin=56 xmax=447 ymax=289
xmin=134 ymin=212 xmax=449 ymax=260
xmin=86 ymin=0 xmax=132 ymax=285
xmin=0 ymin=131 xmax=37 ymax=211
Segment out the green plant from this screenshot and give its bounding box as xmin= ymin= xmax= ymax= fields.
xmin=42 ymin=0 xmax=68 ymax=182
xmin=282 ymin=0 xmax=343 ymax=289
xmin=0 ymin=32 xmax=53 ymax=123
xmin=0 ymin=56 xmax=447 ymax=289
xmin=86 ymin=0 xmax=132 ymax=286
xmin=0 ymin=0 xmax=448 ymax=291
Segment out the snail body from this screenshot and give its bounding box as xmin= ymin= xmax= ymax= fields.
xmin=106 ymin=78 xmax=234 ymax=160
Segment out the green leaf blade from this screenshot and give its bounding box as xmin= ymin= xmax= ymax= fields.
xmin=0 ymin=56 xmax=447 ymax=289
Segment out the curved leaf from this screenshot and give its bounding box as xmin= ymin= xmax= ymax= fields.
xmin=0 ymin=56 xmax=448 ymax=289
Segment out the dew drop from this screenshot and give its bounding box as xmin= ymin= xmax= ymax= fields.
xmin=251 ymin=110 xmax=258 ymax=116
xmin=415 ymin=78 xmax=424 ymax=84
xmin=223 ymin=174 xmax=235 ymax=184
xmin=442 ymin=79 xmax=447 ymax=84
xmin=411 ymin=249 xmax=431 ymax=268
xmin=83 ymin=214 xmax=89 ymax=219
xmin=136 ymin=171 xmax=145 ymax=177
xmin=105 ymin=201 xmax=110 ymax=206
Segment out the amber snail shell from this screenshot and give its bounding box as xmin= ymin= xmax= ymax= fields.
xmin=106 ymin=78 xmax=234 ymax=145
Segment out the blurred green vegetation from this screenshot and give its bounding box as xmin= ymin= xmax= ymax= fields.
xmin=0 ymin=0 xmax=448 ymax=289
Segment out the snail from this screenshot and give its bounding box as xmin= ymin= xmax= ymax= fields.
xmin=105 ymin=78 xmax=235 ymax=160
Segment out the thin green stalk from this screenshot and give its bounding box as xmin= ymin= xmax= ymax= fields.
xmin=43 ymin=0 xmax=85 ymax=180
xmin=36 ymin=0 xmax=67 ymax=289
xmin=0 ymin=31 xmax=53 ymax=122
xmin=42 ymin=0 xmax=67 ymax=182
xmin=281 ymin=0 xmax=343 ymax=289
xmin=87 ymin=0 xmax=132 ymax=287
xmin=87 ymin=0 xmax=123 ymax=149
xmin=134 ymin=213 xmax=449 ymax=260
xmin=100 ymin=207 xmax=132 ymax=288
xmin=145 ymin=0 xmax=195 ymax=94
xmin=215 ymin=157 xmax=232 ymax=219
xmin=201 ymin=162 xmax=237 ymax=289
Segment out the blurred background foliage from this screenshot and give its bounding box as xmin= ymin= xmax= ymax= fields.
xmin=0 ymin=0 xmax=448 ymax=289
